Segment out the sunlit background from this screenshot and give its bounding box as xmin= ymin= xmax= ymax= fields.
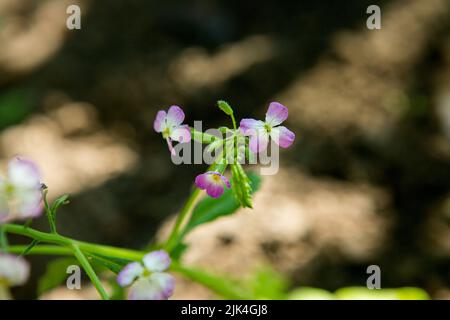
xmin=1 ymin=0 xmax=450 ymax=299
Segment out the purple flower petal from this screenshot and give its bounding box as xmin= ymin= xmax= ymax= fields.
xmin=195 ymin=173 xmax=211 ymax=190
xmin=153 ymin=110 xmax=167 ymax=133
xmin=239 ymin=119 xmax=264 ymax=136
xmin=8 ymin=158 xmax=41 ymax=189
xmin=143 ymin=250 xmax=171 ymax=272
xmin=128 ymin=277 xmax=166 ymax=300
xmin=117 ymin=262 xmax=144 ymax=287
xmin=265 ymin=102 xmax=288 ymax=126
xmin=166 ymin=105 xmax=185 ymax=127
xmin=0 ymin=254 xmax=30 ymax=286
xmin=206 ymin=183 xmax=224 ymax=198
xmin=270 ymin=126 xmax=295 ymax=148
xmin=249 ymin=130 xmax=269 ymax=153
xmin=150 ymin=272 xmax=175 ymax=299
xmin=170 ymin=125 xmax=191 ymax=143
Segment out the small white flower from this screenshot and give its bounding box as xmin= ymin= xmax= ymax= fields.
xmin=0 ymin=157 xmax=43 ymax=224
xmin=117 ymin=250 xmax=175 ymax=300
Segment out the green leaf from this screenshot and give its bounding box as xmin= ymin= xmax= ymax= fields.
xmin=288 ymin=287 xmax=335 ymax=300
xmin=183 ymin=172 xmax=261 ymax=235
xmin=231 ymin=164 xmax=255 ymax=208
xmin=334 ymin=286 xmax=430 ymax=300
xmin=87 ymin=253 xmax=126 ymax=274
xmin=37 ymin=257 xmax=78 ymax=296
xmin=217 ymin=100 xmax=234 ymax=116
xmin=51 ymin=194 xmax=70 ymax=217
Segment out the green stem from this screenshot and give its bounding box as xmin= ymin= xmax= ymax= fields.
xmin=164 ymin=188 xmax=202 ymax=252
xmin=3 ymin=224 xmax=144 ymax=261
xmin=0 ymin=226 xmax=8 ymax=252
xmin=71 ymin=244 xmax=109 ymax=300
xmin=191 ymin=129 xmax=217 ymax=144
xmin=8 ymin=245 xmax=72 ymax=256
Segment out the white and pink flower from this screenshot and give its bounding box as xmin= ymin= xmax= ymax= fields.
xmin=117 ymin=250 xmax=175 ymax=300
xmin=153 ymin=106 xmax=191 ymax=155
xmin=0 ymin=158 xmax=43 ymax=224
xmin=195 ymin=171 xmax=231 ymax=198
xmin=240 ymin=102 xmax=295 ymax=153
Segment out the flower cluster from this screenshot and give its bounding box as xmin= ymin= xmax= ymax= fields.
xmin=154 ymin=101 xmax=295 ymax=199
xmin=117 ymin=250 xmax=175 ymax=300
xmin=0 ymin=158 xmax=43 ymax=224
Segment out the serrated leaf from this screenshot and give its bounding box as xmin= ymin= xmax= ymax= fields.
xmin=183 ymin=172 xmax=261 ymax=235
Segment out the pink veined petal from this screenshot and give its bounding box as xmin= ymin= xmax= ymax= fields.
xmin=150 ymin=272 xmax=175 ymax=299
xmin=153 ymin=110 xmax=167 ymax=133
xmin=166 ymin=105 xmax=185 ymax=127
xmin=117 ymin=262 xmax=144 ymax=287
xmin=0 ymin=254 xmax=30 ymax=286
xmin=195 ymin=173 xmax=213 ymax=190
xmin=239 ymin=119 xmax=264 ymax=136
xmin=220 ymin=175 xmax=231 ymax=189
xmin=249 ymin=130 xmax=269 ymax=153
xmin=170 ymin=125 xmax=191 ymax=143
xmin=128 ymin=276 xmax=165 ymax=300
xmin=143 ymin=250 xmax=171 ymax=273
xmin=206 ymin=182 xmax=224 ymax=198
xmin=166 ymin=138 xmax=176 ymax=156
xmin=265 ymin=102 xmax=288 ymax=126
xmin=8 ymin=158 xmax=41 ymax=189
xmin=270 ymin=126 xmax=295 ymax=148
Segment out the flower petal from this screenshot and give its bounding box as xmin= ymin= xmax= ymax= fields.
xmin=153 ymin=110 xmax=167 ymax=133
xmin=265 ymin=102 xmax=288 ymax=126
xmin=195 ymin=173 xmax=212 ymax=190
xmin=143 ymin=250 xmax=171 ymax=272
xmin=128 ymin=277 xmax=166 ymax=300
xmin=270 ymin=126 xmax=295 ymax=148
xmin=239 ymin=119 xmax=264 ymax=136
xmin=0 ymin=254 xmax=30 ymax=286
xmin=249 ymin=130 xmax=269 ymax=153
xmin=170 ymin=125 xmax=191 ymax=143
xmin=117 ymin=262 xmax=144 ymax=287
xmin=8 ymin=158 xmax=41 ymax=189
xmin=166 ymin=105 xmax=185 ymax=127
xmin=16 ymin=189 xmax=43 ymax=219
xmin=150 ymin=272 xmax=175 ymax=299
xmin=206 ymin=183 xmax=224 ymax=198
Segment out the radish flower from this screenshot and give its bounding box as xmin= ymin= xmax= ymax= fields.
xmin=0 ymin=254 xmax=30 ymax=299
xmin=195 ymin=171 xmax=231 ymax=198
xmin=0 ymin=158 xmax=43 ymax=224
xmin=240 ymin=102 xmax=295 ymax=153
xmin=117 ymin=250 xmax=175 ymax=300
xmin=153 ymin=106 xmax=191 ymax=155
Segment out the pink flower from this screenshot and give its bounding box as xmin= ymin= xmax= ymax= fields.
xmin=0 ymin=157 xmax=43 ymax=224
xmin=153 ymin=105 xmax=191 ymax=155
xmin=195 ymin=171 xmax=231 ymax=198
xmin=117 ymin=250 xmax=175 ymax=300
xmin=240 ymin=102 xmax=295 ymax=153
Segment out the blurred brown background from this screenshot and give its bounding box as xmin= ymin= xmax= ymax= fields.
xmin=1 ymin=0 xmax=450 ymax=299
